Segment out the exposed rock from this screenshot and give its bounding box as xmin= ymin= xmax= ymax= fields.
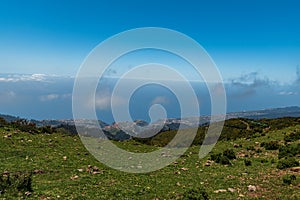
xmin=205 ymin=160 xmax=213 ymax=166
xmin=93 ymin=166 xmax=99 ymax=171
xmin=289 ymin=167 xmax=300 ymax=172
xmin=70 ymin=175 xmax=79 ymax=180
xmin=228 ymin=188 xmax=236 ymax=193
xmin=247 ymin=185 xmax=256 ymax=192
xmin=214 ymin=189 xmax=227 ymax=193
xmin=234 ymin=143 xmax=240 ymax=148
xmin=3 ymin=134 xmax=12 ymax=138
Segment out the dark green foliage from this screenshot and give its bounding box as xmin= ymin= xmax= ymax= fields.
xmin=282 ymin=174 xmax=296 ymax=185
xmin=255 ymin=148 xmax=262 ymax=153
xmin=259 ymin=117 xmax=300 ymax=130
xmin=219 ymin=156 xmax=231 ymax=165
xmin=260 ymin=159 xmax=268 ymax=163
xmin=246 ymin=146 xmax=255 ymax=151
xmin=210 ymin=149 xmax=235 ymax=165
xmin=284 ymin=131 xmax=300 ymax=143
xmin=223 ymin=149 xmax=236 ymax=160
xmin=133 ymin=117 xmax=300 ymax=148
xmin=210 ymin=153 xmax=222 ymax=162
xmin=0 ymin=117 xmax=7 ymax=127
xmin=11 ymin=119 xmax=40 ymax=134
xmin=0 ymin=172 xmax=32 ymax=195
xmin=278 ymin=143 xmax=300 ymax=159
xmin=261 ymin=141 xmax=280 ymax=150
xmin=39 ymin=125 xmax=56 ymax=134
xmin=277 ymin=157 xmax=299 ymax=169
xmin=182 ymin=187 xmax=209 ymax=200
xmin=244 ymin=159 xmax=252 ymax=166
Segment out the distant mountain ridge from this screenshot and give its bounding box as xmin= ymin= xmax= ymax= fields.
xmin=1 ymin=106 xmax=300 ymax=140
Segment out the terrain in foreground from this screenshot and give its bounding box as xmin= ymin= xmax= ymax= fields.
xmin=0 ymin=117 xmax=299 ymax=199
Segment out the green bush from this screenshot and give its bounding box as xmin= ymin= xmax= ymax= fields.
xmin=223 ymin=149 xmax=236 ymax=160
xmin=284 ymin=131 xmax=300 ymax=143
xmin=210 ymin=153 xmax=222 ymax=162
xmin=210 ymin=149 xmax=235 ymax=165
xmin=278 ymin=144 xmax=300 ymax=159
xmin=182 ymin=187 xmax=209 ymax=200
xmin=277 ymin=157 xmax=299 ymax=169
xmin=219 ymin=156 xmax=231 ymax=165
xmin=246 ymin=146 xmax=255 ymax=151
xmin=282 ymin=174 xmax=296 ymax=185
xmin=261 ymin=141 xmax=280 ymax=150
xmin=260 ymin=159 xmax=268 ymax=163
xmin=0 ymin=172 xmax=32 ymax=195
xmin=244 ymin=159 xmax=252 ymax=166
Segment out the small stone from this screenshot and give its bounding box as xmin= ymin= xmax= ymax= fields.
xmin=77 ymin=169 xmax=84 ymax=172
xmin=180 ymin=167 xmax=188 ymax=171
xmin=228 ymin=188 xmax=236 ymax=193
xmin=3 ymin=134 xmax=12 ymax=138
xmin=25 ymin=191 xmax=31 ymax=196
xmin=205 ymin=160 xmax=213 ymax=166
xmin=63 ymin=156 xmax=67 ymax=161
xmin=233 ymin=143 xmax=240 ymax=148
xmin=3 ymin=171 xmax=9 ymax=176
xmin=214 ymin=189 xmax=227 ymax=193
xmin=70 ymin=175 xmax=79 ymax=180
xmin=93 ymin=166 xmax=99 ymax=171
xmin=247 ymin=185 xmax=256 ymax=192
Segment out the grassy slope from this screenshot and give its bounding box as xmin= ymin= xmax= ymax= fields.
xmin=0 ymin=123 xmax=299 ymax=199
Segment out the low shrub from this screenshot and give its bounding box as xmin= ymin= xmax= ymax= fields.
xmin=223 ymin=149 xmax=236 ymax=160
xmin=284 ymin=131 xmax=300 ymax=143
xmin=219 ymin=156 xmax=231 ymax=165
xmin=277 ymin=157 xmax=299 ymax=169
xmin=0 ymin=172 xmax=32 ymax=195
xmin=261 ymin=141 xmax=280 ymax=150
xmin=210 ymin=153 xmax=222 ymax=163
xmin=282 ymin=174 xmax=296 ymax=185
xmin=246 ymin=146 xmax=255 ymax=151
xmin=244 ymin=159 xmax=252 ymax=166
xmin=210 ymin=149 xmax=235 ymax=165
xmin=182 ymin=187 xmax=209 ymax=200
xmin=260 ymin=159 xmax=268 ymax=163
xmin=278 ymin=143 xmax=300 ymax=159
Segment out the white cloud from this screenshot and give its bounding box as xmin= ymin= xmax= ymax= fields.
xmin=0 ymin=91 xmax=17 ymax=102
xmin=40 ymin=94 xmax=59 ymax=101
xmin=40 ymin=93 xmax=71 ymax=101
xmin=91 ymin=90 xmax=127 ymax=110
xmin=0 ymin=74 xmax=47 ymax=82
xmin=151 ymin=96 xmax=169 ymax=105
xmin=278 ymin=91 xmax=298 ymax=96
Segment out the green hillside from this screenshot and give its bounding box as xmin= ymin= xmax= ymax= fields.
xmin=0 ymin=117 xmax=299 ymax=199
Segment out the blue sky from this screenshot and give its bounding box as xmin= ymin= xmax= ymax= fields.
xmin=0 ymin=0 xmax=299 ymax=121
xmin=1 ymin=0 xmax=299 ymax=81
